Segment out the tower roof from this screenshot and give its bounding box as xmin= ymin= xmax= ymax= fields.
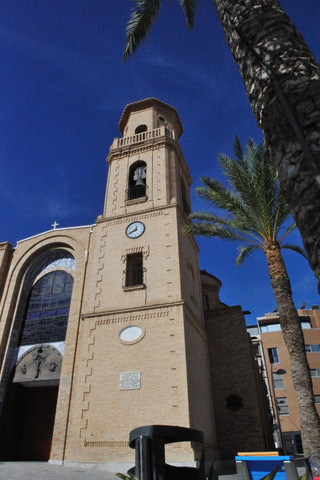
xmin=118 ymin=98 xmax=183 ymax=137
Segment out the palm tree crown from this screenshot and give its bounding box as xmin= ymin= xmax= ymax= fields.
xmin=184 ymin=137 xmax=306 ymax=265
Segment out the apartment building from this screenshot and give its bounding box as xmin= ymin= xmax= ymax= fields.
xmin=248 ymin=306 xmax=320 ymax=455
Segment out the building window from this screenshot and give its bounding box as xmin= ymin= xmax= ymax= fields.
xmin=301 ymin=321 xmax=311 ymax=329
xmin=260 ymin=323 xmax=281 ymax=333
xmin=202 ymin=293 xmax=210 ymax=311
xmin=128 ymin=161 xmax=147 ymax=200
xmin=268 ymin=347 xmax=280 ymax=364
xmin=272 ymin=372 xmax=284 ymax=389
xmin=305 ymin=344 xmax=320 ymax=353
xmin=310 ymin=368 xmax=320 ymax=377
xmin=125 ymin=253 xmax=144 ymax=287
xmin=277 ymin=397 xmax=289 ymax=415
xmin=181 ymin=179 xmax=190 ymax=214
xmin=19 ymin=270 xmax=73 ymax=346
xmin=314 ymin=395 xmax=320 ymax=404
xmin=260 ymin=320 xmax=311 ymax=333
xmin=295 ymin=434 xmax=303 ymax=455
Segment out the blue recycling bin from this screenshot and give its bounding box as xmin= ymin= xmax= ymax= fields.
xmin=235 ymin=455 xmax=299 ymax=480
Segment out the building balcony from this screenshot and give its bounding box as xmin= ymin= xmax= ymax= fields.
xmin=110 ymin=126 xmax=176 ymax=150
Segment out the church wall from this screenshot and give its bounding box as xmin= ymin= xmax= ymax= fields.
xmin=82 ymin=208 xmax=183 ymax=315
xmin=175 ymin=213 xmax=218 ymax=458
xmin=63 ymin=304 xmax=194 ymax=463
xmin=0 ymin=227 xmax=93 ymax=462
xmin=183 ymin=307 xmax=217 ymax=458
xmin=205 ymin=306 xmax=273 ymax=458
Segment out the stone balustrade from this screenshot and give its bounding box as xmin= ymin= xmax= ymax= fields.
xmin=110 ymin=126 xmax=176 ymax=149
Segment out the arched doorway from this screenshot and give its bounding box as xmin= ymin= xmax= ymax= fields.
xmin=0 ymin=381 xmax=59 ymax=460
xmin=0 ymin=255 xmax=75 ymax=460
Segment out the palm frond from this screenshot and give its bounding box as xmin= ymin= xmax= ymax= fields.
xmin=236 ymin=244 xmax=260 ymax=266
xmin=220 ymin=140 xmax=291 ymax=241
xmin=277 ymin=221 xmax=297 ymax=244
xmin=281 ymin=243 xmax=308 ymax=260
xmin=196 ymin=177 xmax=258 ymax=228
xmin=188 ymin=211 xmax=264 ymax=244
xmin=189 ymin=211 xmax=235 ymax=226
xmin=217 ymin=152 xmax=275 ymax=238
xmin=270 ymin=187 xmax=291 ymax=239
xmin=178 ymin=0 xmax=197 ymax=29
xmin=123 ymin=0 xmax=196 ymax=60
xmin=123 ymin=0 xmax=162 ymax=61
xmin=183 ymin=221 xmax=260 ymax=244
xmin=232 ymin=135 xmax=243 ymax=162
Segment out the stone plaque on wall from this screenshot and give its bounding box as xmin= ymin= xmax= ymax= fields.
xmin=119 ymin=371 xmax=141 ymax=390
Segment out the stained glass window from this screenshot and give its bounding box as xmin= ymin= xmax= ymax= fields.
xmin=19 ymin=271 xmax=73 ymax=346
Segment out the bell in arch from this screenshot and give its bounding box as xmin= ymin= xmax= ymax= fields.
xmin=133 ymin=166 xmax=146 ymax=187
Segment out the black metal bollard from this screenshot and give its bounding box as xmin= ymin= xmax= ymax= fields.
xmin=128 ymin=425 xmax=203 ymax=480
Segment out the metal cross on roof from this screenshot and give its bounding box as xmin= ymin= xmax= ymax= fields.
xmin=51 ymin=221 xmax=59 ymax=229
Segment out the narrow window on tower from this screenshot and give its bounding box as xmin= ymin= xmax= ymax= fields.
xmin=202 ymin=293 xmax=210 ymax=311
xmin=125 ymin=253 xmax=144 ymax=287
xmin=181 ymin=179 xmax=190 ymax=214
xmin=127 ymin=161 xmax=147 ymax=200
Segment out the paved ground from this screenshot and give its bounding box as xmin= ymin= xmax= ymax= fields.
xmin=0 ymin=462 xmax=238 ymax=479
xmin=0 ymin=462 xmax=118 ymax=480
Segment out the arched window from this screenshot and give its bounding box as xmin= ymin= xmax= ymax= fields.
xmin=128 ymin=161 xmax=147 ymax=200
xmin=19 ymin=270 xmax=74 ymax=346
xmin=135 ymin=124 xmax=147 ymax=134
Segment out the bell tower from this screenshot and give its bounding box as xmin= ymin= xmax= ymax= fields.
xmin=63 ymin=99 xmax=217 ymax=467
xmin=103 ymin=98 xmax=189 ymax=218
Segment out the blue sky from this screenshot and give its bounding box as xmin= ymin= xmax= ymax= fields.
xmin=1 ymin=0 xmax=319 ymax=324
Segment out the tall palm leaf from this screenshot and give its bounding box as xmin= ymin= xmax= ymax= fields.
xmin=123 ymin=0 xmax=196 ymax=61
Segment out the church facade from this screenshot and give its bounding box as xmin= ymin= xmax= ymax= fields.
xmin=0 ymin=99 xmax=273 ymax=470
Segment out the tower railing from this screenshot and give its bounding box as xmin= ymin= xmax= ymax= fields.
xmin=111 ymin=126 xmax=176 ymax=149
xmin=126 ymin=184 xmax=148 ymax=201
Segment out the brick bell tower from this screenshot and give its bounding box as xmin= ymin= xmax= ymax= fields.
xmin=58 ymin=98 xmax=218 ymax=468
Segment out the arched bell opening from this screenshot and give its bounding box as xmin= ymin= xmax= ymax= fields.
xmin=127 ymin=160 xmax=147 ymax=200
xmin=134 ymin=124 xmax=147 ymax=134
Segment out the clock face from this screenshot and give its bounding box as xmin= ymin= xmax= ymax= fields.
xmin=126 ymin=221 xmax=145 ymax=239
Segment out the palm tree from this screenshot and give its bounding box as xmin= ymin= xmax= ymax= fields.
xmin=123 ymin=0 xmax=320 ymax=299
xmin=182 ymin=137 xmax=320 ymax=455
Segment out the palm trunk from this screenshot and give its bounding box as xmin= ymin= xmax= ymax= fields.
xmin=213 ymin=0 xmax=320 ymax=287
xmin=265 ymin=241 xmax=320 ymax=455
